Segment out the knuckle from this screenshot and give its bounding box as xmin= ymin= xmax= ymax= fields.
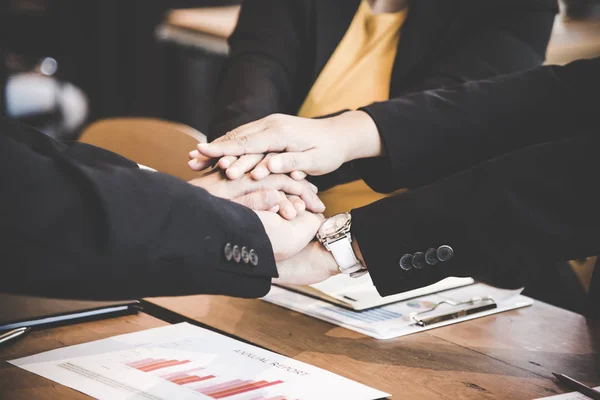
xmin=225 ymin=130 xmax=249 ymax=149
xmin=286 ymin=155 xmax=298 ymax=170
xmin=266 ymin=114 xmax=288 ymax=131
xmin=246 ymin=193 xmax=260 ymax=209
xmin=224 ymin=129 xmax=239 ymax=141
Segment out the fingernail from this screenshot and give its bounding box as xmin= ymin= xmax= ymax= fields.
xmin=284 ymin=204 xmax=296 ymax=217
xmin=318 ymin=199 xmax=326 ymax=211
xmin=219 ymin=159 xmax=231 ymax=168
xmin=189 ymin=150 xmax=199 ymax=158
xmin=227 ymin=167 xmax=239 ymax=177
xmin=197 ymin=143 xmax=208 ymax=150
xmin=310 ymin=183 xmax=318 ymax=193
xmin=269 ymin=205 xmax=280 ymax=213
xmin=268 ymin=157 xmax=282 ymax=171
xmin=188 ymin=159 xmax=200 ymax=169
xmin=253 ymin=167 xmax=267 ymax=178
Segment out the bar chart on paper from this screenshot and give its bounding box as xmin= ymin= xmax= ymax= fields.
xmin=121 ymin=355 xmax=285 ymax=399
xmin=10 ymin=323 xmax=388 ymax=400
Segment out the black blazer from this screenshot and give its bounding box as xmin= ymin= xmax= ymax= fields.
xmin=350 ymin=58 xmax=600 ymax=318
xmin=210 ymin=0 xmax=557 ymax=188
xmin=0 ymin=118 xmax=277 ymax=300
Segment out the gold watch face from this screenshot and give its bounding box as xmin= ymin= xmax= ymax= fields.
xmin=318 ymin=213 xmax=351 ymax=237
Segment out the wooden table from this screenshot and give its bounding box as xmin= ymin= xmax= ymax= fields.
xmin=0 ymin=313 xmax=168 ymax=399
xmin=144 ymin=295 xmax=600 ymax=399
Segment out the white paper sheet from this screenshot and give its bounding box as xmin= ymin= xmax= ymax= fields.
xmin=309 ymin=275 xmax=474 ymax=310
xmin=10 ymin=322 xmax=388 ymax=400
xmin=263 ymin=283 xmax=533 ymax=339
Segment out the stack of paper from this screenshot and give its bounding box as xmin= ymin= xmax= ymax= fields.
xmin=263 ymin=283 xmax=533 ymax=339
xmin=281 ymin=275 xmax=474 ymax=310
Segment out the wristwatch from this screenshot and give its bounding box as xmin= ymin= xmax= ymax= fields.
xmin=316 ymin=212 xmax=368 ymax=278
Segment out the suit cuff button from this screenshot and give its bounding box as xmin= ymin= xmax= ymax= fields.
xmin=437 ymin=245 xmax=454 ymax=262
xmin=233 ymin=245 xmax=241 ymax=263
xmin=249 ymin=249 xmax=259 ymax=266
xmin=241 ymin=246 xmax=250 ymax=264
xmin=224 ymin=243 xmax=233 ymax=261
xmin=425 ymin=248 xmax=439 ymax=265
xmin=412 ymin=252 xmax=426 ymax=269
xmin=399 ymin=254 xmax=413 ymax=271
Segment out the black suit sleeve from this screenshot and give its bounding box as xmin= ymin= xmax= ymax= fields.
xmin=356 ymin=57 xmax=599 ymax=192
xmin=209 ymin=0 xmax=307 ymax=140
xmin=0 ymin=118 xmax=277 ymax=300
xmin=354 ymin=1 xmax=557 ymax=192
xmin=353 ymin=133 xmax=600 ymax=297
xmin=350 ymin=57 xmax=600 ymax=297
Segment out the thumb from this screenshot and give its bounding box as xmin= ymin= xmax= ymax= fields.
xmin=232 ymin=189 xmax=280 ymax=211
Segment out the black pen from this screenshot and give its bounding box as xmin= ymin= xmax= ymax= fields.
xmin=553 ymin=373 xmax=600 ymax=400
xmin=0 ymin=327 xmax=31 ymax=345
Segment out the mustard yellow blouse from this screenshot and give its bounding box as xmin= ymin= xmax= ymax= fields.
xmin=298 ymin=0 xmax=408 ymax=216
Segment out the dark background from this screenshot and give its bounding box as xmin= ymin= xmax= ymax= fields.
xmin=0 ymin=0 xmax=241 ymax=135
xmin=1 ymin=0 xmax=599 ymax=137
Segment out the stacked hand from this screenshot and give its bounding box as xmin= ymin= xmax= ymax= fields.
xmin=188 ymin=111 xmax=383 ymax=181
xmin=254 ymin=211 xmax=339 ymax=285
xmin=187 ymin=111 xmax=381 ymax=285
xmin=188 ymin=167 xmax=337 ymax=284
xmin=189 ymin=168 xmax=324 ymax=220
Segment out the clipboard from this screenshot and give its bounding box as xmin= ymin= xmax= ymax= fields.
xmin=279 ymin=275 xmax=475 ymax=311
xmin=0 ymin=293 xmax=141 ymax=333
xmin=262 ymin=283 xmax=533 ymax=339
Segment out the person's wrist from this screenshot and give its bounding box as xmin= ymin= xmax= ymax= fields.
xmin=315 ymin=241 xmax=342 ymax=277
xmin=331 ymin=111 xmax=383 ymax=162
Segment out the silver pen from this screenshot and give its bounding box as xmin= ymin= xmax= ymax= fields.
xmin=413 ymin=299 xmax=497 ymax=327
xmin=0 ymin=327 xmax=31 ymax=345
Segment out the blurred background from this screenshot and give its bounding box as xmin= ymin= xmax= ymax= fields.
xmin=0 ymin=0 xmax=599 ymax=141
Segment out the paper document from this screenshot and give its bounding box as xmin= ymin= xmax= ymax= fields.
xmin=281 ymin=275 xmax=474 ymax=310
xmin=263 ymin=283 xmax=533 ymax=339
xmin=535 ymin=387 xmax=600 ymax=399
xmin=10 ymin=323 xmax=388 ymax=400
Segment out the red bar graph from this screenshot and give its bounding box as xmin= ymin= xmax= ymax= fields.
xmin=197 ymin=380 xmax=248 ymax=395
xmin=125 ymin=358 xmax=156 ymax=368
xmin=171 ymin=374 xmax=215 ymax=385
xmin=125 ymin=358 xmax=191 ymax=373
xmin=125 ymin=358 xmax=285 ymax=398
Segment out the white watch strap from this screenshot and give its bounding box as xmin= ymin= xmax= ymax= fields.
xmin=329 ymin=237 xmax=363 ymax=274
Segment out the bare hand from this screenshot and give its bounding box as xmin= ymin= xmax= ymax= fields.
xmin=189 ymin=111 xmax=383 ymax=180
xmin=255 ymin=211 xmax=324 ymax=261
xmin=274 ymin=241 xmax=340 ymax=285
xmin=188 ymin=170 xmax=325 ymax=219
